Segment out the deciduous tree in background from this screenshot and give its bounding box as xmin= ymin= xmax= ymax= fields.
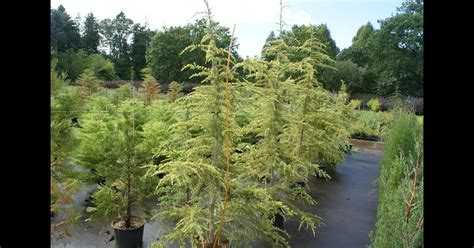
xmin=367 ymin=0 xmax=423 ymax=96
xmin=146 ymin=18 xmax=240 ymax=84
xmin=100 ymin=12 xmax=134 ymax=80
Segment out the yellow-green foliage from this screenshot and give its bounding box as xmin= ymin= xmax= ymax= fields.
xmin=351 ymin=110 xmax=394 ymax=139
xmin=75 ymin=98 xmax=158 ymax=228
xmin=51 ymin=58 xmax=69 ymax=96
xmin=349 ymin=99 xmax=362 ymax=109
xmin=416 ymin=115 xmax=423 ymax=125
xmin=351 ymin=110 xmax=384 ymax=137
xmin=51 ymin=61 xmax=83 ymax=234
xmin=77 ymin=69 xmax=103 ymax=98
xmin=231 ymin=18 xmax=352 ymax=246
xmin=167 ymin=81 xmax=182 ymax=103
xmin=367 ymin=98 xmax=381 ymax=112
xmin=144 ymin=1 xmax=353 ymax=246
xmin=112 ymin=83 xmax=133 ymax=105
xmin=145 ymin=1 xmax=248 ymax=246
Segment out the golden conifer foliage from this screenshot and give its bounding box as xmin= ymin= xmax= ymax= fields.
xmin=141 ymin=74 xmax=161 ymax=105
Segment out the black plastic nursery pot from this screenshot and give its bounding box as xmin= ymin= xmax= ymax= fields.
xmin=112 ymin=220 xmax=145 ymax=248
xmin=273 ymin=213 xmax=284 ymax=229
xmin=204 ymin=240 xmax=230 ymax=248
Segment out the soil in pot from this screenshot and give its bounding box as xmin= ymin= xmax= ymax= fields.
xmin=112 ymin=218 xmax=145 ymax=248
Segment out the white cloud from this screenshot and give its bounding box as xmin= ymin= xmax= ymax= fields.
xmin=51 ymin=0 xmax=313 ymax=27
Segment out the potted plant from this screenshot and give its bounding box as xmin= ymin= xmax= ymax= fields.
xmin=234 ymin=0 xmax=354 ymax=238
xmin=75 ymin=98 xmax=157 ymax=248
xmin=140 ymin=1 xmax=295 ymax=247
xmin=51 ymin=57 xmax=84 ymax=236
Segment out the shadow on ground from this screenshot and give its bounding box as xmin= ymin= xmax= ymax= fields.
xmin=275 ymin=152 xmax=381 ymax=248
xmin=51 ymin=151 xmax=380 ymax=248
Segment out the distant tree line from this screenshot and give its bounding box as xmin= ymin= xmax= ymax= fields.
xmin=51 ymin=5 xmax=239 ymax=84
xmin=262 ymin=0 xmax=423 ymax=97
xmin=51 ymin=0 xmax=422 ymax=97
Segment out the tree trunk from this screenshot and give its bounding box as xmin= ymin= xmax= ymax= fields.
xmin=125 ymin=169 xmax=132 ymax=228
xmin=208 ymin=196 xmax=216 ymax=243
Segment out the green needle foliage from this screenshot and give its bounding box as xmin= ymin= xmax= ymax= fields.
xmin=369 ymin=110 xmax=423 ymax=247
xmin=233 ymin=4 xmax=353 ymax=243
xmin=145 ymin=1 xmax=232 ymax=245
xmin=77 ymin=68 xmax=103 ymax=98
xmin=349 ymin=99 xmax=362 ymax=110
xmin=140 ymin=99 xmax=179 ymax=163
xmin=75 ymin=98 xmax=157 ymax=228
xmin=236 ymin=42 xmax=321 ymax=244
xmin=287 ymin=28 xmax=353 ymax=169
xmin=146 ymin=1 xmax=293 ymax=247
xmin=167 ymin=81 xmax=183 ymax=103
xmin=111 ymin=83 xmax=134 ymax=105
xmin=51 ymin=58 xmax=83 ymax=235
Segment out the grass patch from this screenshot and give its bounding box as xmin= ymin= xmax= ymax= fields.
xmin=350 ymin=110 xmax=394 ymax=141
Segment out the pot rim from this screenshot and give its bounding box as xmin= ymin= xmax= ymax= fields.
xmin=111 ymin=218 xmax=145 ymax=231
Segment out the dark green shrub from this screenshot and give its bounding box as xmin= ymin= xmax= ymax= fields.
xmin=87 ymin=54 xmax=116 ymax=81
xmin=370 ymin=110 xmax=423 ymax=247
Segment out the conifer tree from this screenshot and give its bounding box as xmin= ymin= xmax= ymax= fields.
xmin=286 ymin=27 xmax=351 ymax=170
xmin=51 ymin=59 xmax=83 ymax=235
xmin=167 ymin=81 xmax=182 ymax=103
xmin=112 ymin=83 xmax=134 ymax=105
xmin=369 ymin=110 xmax=423 ymax=247
xmin=145 ymin=0 xmax=230 ymax=245
xmin=234 ymin=0 xmax=352 ymax=243
xmin=146 ymin=1 xmax=292 ymax=247
xmin=77 ymin=68 xmax=103 ymax=98
xmin=75 ymin=98 xmax=157 ymax=229
xmin=236 ymin=36 xmax=324 ymax=242
xmin=141 ymin=74 xmax=161 ymax=105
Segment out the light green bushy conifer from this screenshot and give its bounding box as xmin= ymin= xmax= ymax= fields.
xmin=167 ymin=81 xmax=183 ymax=103
xmin=51 ymin=58 xmax=83 ymax=236
xmin=77 ymin=68 xmax=103 ymax=98
xmin=75 ymin=98 xmax=158 ymax=228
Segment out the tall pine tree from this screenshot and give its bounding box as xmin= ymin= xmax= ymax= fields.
xmin=82 ymin=13 xmax=101 ymax=54
xmin=51 ymin=5 xmax=81 ymax=52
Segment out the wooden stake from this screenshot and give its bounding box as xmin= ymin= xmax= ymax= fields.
xmin=213 ymin=24 xmax=236 ymax=248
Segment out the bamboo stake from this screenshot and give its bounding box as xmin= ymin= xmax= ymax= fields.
xmin=213 ymin=24 xmax=236 ymax=248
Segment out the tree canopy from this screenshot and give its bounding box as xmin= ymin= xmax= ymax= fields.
xmin=51 ymin=5 xmax=81 ymax=53
xmin=146 ymin=18 xmax=240 ymax=84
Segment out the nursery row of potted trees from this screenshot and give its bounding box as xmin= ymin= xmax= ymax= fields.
xmin=51 ymin=1 xmax=354 ymax=247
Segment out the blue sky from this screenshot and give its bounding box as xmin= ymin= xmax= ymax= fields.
xmin=51 ymin=0 xmax=405 ymax=58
